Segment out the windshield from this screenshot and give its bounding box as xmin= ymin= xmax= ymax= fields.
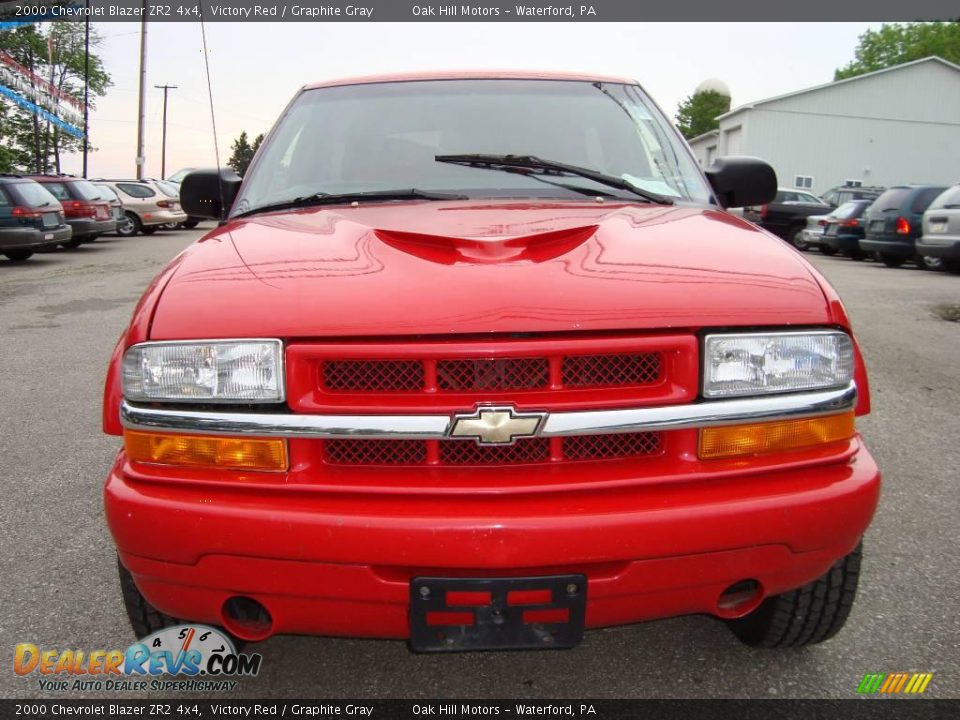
xmin=234 ymin=79 xmax=712 ymax=216
xmin=10 ymin=181 xmax=60 ymax=208
xmin=929 ymin=185 xmax=960 ymax=210
xmin=95 ymin=184 xmax=119 ymax=202
xmin=72 ymin=179 xmax=106 ymax=201
xmin=833 ymin=201 xmax=868 ymax=220
xmin=153 ymin=180 xmax=179 ymax=198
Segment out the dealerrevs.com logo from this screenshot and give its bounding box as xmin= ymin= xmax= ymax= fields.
xmin=14 ymin=625 xmax=262 ymax=692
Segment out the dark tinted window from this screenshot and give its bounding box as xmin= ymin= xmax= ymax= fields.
xmin=43 ymin=182 xmax=70 ymax=200
xmin=71 ymin=179 xmax=105 ymax=201
xmin=929 ymin=185 xmax=960 ymax=210
xmin=8 ymin=181 xmax=59 ymax=207
xmin=117 ymin=182 xmax=156 ymax=198
xmin=872 ymin=188 xmax=911 ymax=212
xmin=911 ymin=187 xmax=948 ymax=213
xmin=833 ymin=201 xmax=865 ymax=220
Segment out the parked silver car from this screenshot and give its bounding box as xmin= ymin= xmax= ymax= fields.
xmin=917 ymin=184 xmax=960 ymax=275
xmin=800 ymin=213 xmax=830 ymax=252
xmin=95 ymin=179 xmax=188 ymax=237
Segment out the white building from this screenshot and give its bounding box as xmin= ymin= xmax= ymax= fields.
xmin=687 ymin=57 xmax=960 ymax=195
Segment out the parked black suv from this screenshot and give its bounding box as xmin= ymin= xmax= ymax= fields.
xmin=744 ymin=188 xmax=831 ymax=248
xmin=820 ymin=185 xmax=884 ymax=209
xmin=860 ymin=185 xmax=948 ymax=269
xmin=0 ymin=175 xmax=72 ymax=261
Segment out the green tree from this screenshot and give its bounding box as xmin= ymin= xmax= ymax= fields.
xmin=835 ymin=22 xmax=960 ymax=80
xmin=227 ymin=131 xmax=264 ymax=175
xmin=675 ymin=90 xmax=731 ymax=140
xmin=0 ymin=23 xmax=111 ymax=173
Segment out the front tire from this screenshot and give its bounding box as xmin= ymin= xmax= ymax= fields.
xmin=919 ymin=255 xmax=942 ymax=271
xmin=117 ymin=557 xmax=247 ymax=648
xmin=726 ymin=542 xmax=862 ymax=648
xmin=141 ymin=225 xmax=158 ymax=235
xmin=4 ymin=250 xmax=34 ymax=261
xmin=790 ymin=229 xmax=808 ymax=251
xmin=117 ymin=557 xmax=181 ymax=638
xmin=117 ymin=212 xmax=141 ymax=237
xmin=819 ymin=245 xmax=836 ymax=256
xmin=880 ymin=254 xmax=906 ymax=268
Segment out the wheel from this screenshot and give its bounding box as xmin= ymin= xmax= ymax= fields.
xmin=819 ymin=245 xmax=836 ymax=256
xmin=117 ymin=212 xmax=141 ymax=237
xmin=86 ymin=234 xmax=100 ymax=243
xmin=726 ymin=542 xmax=862 ymax=648
xmin=880 ymin=254 xmax=906 ymax=268
xmin=141 ymin=225 xmax=158 ymax=235
xmin=117 ymin=557 xmax=181 ymax=638
xmin=117 ymin=557 xmax=246 ymax=648
xmin=790 ymin=229 xmax=808 ymax=251
xmin=3 ymin=250 xmax=33 ymax=261
xmin=160 ymin=222 xmax=179 ymax=230
xmin=918 ymin=255 xmax=943 ymax=271
xmin=943 ymin=259 xmax=960 ymax=275
xmin=847 ymin=250 xmax=866 ymax=261
xmin=62 ymin=237 xmax=83 ymax=249
xmin=181 ymin=219 xmax=200 ymax=229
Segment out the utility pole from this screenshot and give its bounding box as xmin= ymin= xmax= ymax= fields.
xmin=82 ymin=5 xmax=89 ymax=178
xmin=135 ymin=5 xmax=147 ymax=179
xmin=154 ymin=84 xmax=177 ymax=179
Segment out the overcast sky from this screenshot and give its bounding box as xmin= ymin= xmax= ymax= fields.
xmin=60 ymin=22 xmax=883 ymax=178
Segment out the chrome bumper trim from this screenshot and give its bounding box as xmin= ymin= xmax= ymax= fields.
xmin=120 ymin=383 xmax=856 ymax=440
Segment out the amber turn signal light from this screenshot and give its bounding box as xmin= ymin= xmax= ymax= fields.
xmin=125 ymin=431 xmax=288 ymax=472
xmin=698 ymin=412 xmax=855 ymax=460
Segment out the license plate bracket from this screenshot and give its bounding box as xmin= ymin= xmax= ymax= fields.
xmin=409 ymin=574 xmax=587 ymax=652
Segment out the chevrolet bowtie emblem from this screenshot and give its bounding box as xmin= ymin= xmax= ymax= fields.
xmin=449 ymin=406 xmax=547 ymax=446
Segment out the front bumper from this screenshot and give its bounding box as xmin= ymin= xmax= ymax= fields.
xmin=916 ymin=237 xmax=960 ymax=260
xmin=0 ymin=224 xmax=71 ymax=251
xmin=107 ymin=436 xmax=880 ymax=640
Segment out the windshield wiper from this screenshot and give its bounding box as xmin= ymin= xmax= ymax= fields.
xmin=435 ymin=153 xmax=675 ymax=205
xmin=235 ymin=189 xmax=469 ymax=218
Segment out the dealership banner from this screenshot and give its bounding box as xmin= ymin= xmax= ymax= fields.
xmin=0 ymin=0 xmax=957 ymax=22
xmin=2 ymin=700 xmax=959 ymax=719
xmin=0 ymin=49 xmax=84 ymax=137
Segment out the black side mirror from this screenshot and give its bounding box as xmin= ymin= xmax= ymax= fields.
xmin=180 ymin=168 xmax=242 ymax=221
xmin=704 ymin=156 xmax=777 ymax=209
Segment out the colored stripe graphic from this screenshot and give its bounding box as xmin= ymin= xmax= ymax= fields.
xmin=857 ymin=673 xmax=933 ymax=695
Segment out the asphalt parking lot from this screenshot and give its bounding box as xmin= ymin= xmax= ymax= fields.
xmin=1 ymin=230 xmax=958 ymax=700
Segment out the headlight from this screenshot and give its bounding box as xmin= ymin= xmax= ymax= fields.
xmin=122 ymin=340 xmax=284 ymax=403
xmin=703 ymin=331 xmax=853 ymax=398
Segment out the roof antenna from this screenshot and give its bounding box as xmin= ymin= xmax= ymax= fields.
xmin=198 ymin=2 xmax=226 ymax=222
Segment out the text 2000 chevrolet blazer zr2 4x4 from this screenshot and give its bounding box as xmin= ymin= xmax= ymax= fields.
xmin=102 ymin=72 xmax=880 ymax=652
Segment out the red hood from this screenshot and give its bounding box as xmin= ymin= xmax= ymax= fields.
xmin=148 ymin=200 xmax=830 ymax=340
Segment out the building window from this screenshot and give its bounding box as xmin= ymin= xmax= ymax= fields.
xmin=843 ymin=179 xmax=863 ymax=188
xmin=795 ymin=175 xmax=813 ymax=189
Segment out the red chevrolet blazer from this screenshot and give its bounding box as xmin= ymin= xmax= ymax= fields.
xmin=102 ymin=72 xmax=880 ymax=652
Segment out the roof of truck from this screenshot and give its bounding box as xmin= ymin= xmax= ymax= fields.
xmin=303 ymin=70 xmax=635 ymax=90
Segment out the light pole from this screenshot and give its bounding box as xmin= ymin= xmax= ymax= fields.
xmin=135 ymin=7 xmax=147 ymax=179
xmin=154 ymin=84 xmax=177 ymax=179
